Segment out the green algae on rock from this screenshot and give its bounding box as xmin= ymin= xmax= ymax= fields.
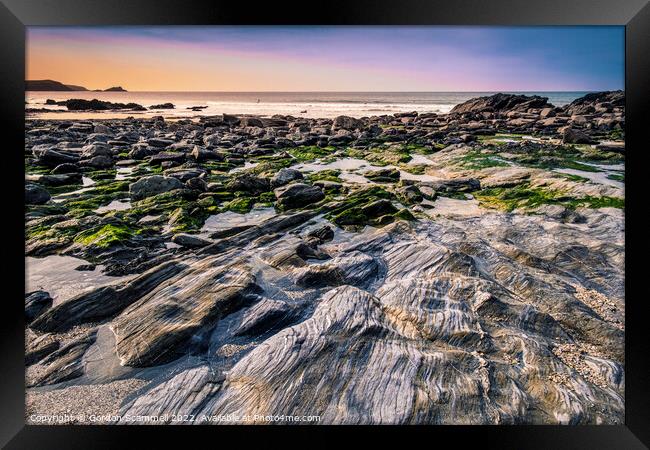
xmin=474 ymin=183 xmax=624 ymax=212
xmin=73 ymin=224 xmax=138 ymax=249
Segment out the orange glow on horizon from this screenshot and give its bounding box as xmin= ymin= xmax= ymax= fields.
xmin=26 ymin=26 xmax=625 ymax=92
xmin=26 ymin=34 xmax=423 ymax=92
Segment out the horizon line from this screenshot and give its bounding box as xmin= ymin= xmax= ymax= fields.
xmin=25 ymin=89 xmax=621 ymax=93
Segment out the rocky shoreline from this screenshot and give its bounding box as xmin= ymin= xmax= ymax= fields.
xmin=25 ymin=92 xmax=625 ymax=424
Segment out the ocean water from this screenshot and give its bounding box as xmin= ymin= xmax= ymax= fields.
xmin=26 ymin=91 xmax=589 ymax=119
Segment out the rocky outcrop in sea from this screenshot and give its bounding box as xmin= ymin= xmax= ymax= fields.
xmin=24 ymin=92 xmax=625 ymax=424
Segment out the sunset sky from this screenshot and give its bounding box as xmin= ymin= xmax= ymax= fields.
xmin=26 ymin=26 xmax=624 ymax=92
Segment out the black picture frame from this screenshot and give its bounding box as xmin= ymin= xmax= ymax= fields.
xmin=2 ymin=0 xmax=648 ymax=447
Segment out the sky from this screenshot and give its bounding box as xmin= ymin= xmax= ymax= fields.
xmin=26 ymin=26 xmax=624 ymax=92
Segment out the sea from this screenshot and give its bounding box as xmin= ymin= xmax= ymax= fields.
xmin=25 ymin=91 xmax=589 ymax=119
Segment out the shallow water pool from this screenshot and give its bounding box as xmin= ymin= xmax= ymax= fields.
xmin=26 ymin=255 xmax=134 ymax=305
xmin=96 ymin=199 xmax=132 ymax=213
xmin=200 ymin=206 xmax=277 ymax=233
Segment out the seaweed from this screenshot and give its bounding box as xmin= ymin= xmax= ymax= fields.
xmin=73 ymin=223 xmax=137 ymax=249
xmin=288 ymin=146 xmax=336 ymax=162
xmin=325 ymin=186 xmax=395 ymax=226
xmin=307 ymin=170 xmax=341 ymax=182
xmin=606 ymin=173 xmax=625 ymax=182
xmin=224 ymin=197 xmax=255 ymax=213
xmin=474 ymin=183 xmax=624 ymax=212
xmin=455 ymin=150 xmax=511 ymax=170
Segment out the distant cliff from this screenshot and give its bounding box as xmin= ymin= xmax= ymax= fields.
xmin=26 ymin=80 xmax=88 ymax=91
xmin=26 ymin=80 xmax=127 ymax=92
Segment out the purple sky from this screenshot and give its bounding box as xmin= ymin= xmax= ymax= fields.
xmin=27 ymin=26 xmax=624 ymax=91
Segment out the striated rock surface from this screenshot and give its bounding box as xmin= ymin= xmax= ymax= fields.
xmin=25 ymin=291 xmax=53 ymax=322
xmin=28 ymin=330 xmax=97 ymax=387
xmin=114 ymin=208 xmax=623 ymax=425
xmin=112 ymin=259 xmax=261 ymax=367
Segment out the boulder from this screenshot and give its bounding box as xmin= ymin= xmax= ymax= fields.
xmin=418 ymin=185 xmax=437 ymax=201
xmin=190 ymin=145 xmax=222 ymax=162
xmin=361 ymin=199 xmax=398 ymax=217
xmin=128 ymin=145 xmax=151 ymax=160
xmin=148 ymin=138 xmax=174 ymax=148
xmin=396 ymin=185 xmax=423 ymax=204
xmin=327 ymin=134 xmax=354 ymax=145
xmin=93 ymin=123 xmax=111 ymax=134
xmin=163 ymin=167 xmax=206 ymax=182
xmin=25 ymin=184 xmax=51 ymax=204
xmin=32 ymin=147 xmax=79 ymax=167
xmin=86 ymin=133 xmax=111 ymax=143
xmin=27 ymin=332 xmax=97 ymax=387
xmin=240 ymin=117 xmax=264 ymax=127
xmin=459 ymin=133 xmax=477 ymax=143
xmin=570 ymin=115 xmax=588 ymax=126
xmin=450 ymin=93 xmax=553 ymax=114
xmin=186 ymin=177 xmax=207 ymax=192
xmin=129 ymin=175 xmax=184 ymax=200
xmin=595 ymin=117 xmax=622 ymax=130
xmin=222 ymin=114 xmax=241 ymax=126
xmin=332 ymin=115 xmax=363 ymax=130
xmin=81 ymin=143 xmax=112 ymax=159
xmin=161 ymin=160 xmax=181 ymax=170
xmin=508 ymin=118 xmax=536 ymax=127
xmin=313 ymin=180 xmax=342 ymax=192
xmin=562 ymin=128 xmax=596 ymax=145
xmin=63 ymin=99 xmax=146 ymax=111
xmin=564 ymin=91 xmax=624 ymax=116
xmin=417 ymin=177 xmax=480 ymax=194
xmin=149 ymin=103 xmax=175 ymax=109
xmin=364 ymin=168 xmax=400 ymax=182
xmin=260 ymin=117 xmax=288 ymax=127
xmin=203 ymin=134 xmax=221 ymax=147
xmin=81 ymin=155 xmax=114 ymax=169
xmin=539 ymin=107 xmax=556 ymax=118
xmin=149 ymin=152 xmax=186 ymax=165
xmin=274 ymin=183 xmax=325 ymax=209
xmin=270 ymin=168 xmax=304 ymax=188
xmin=227 ymin=173 xmax=271 ymax=195
xmin=539 ymin=117 xmax=563 ymax=127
